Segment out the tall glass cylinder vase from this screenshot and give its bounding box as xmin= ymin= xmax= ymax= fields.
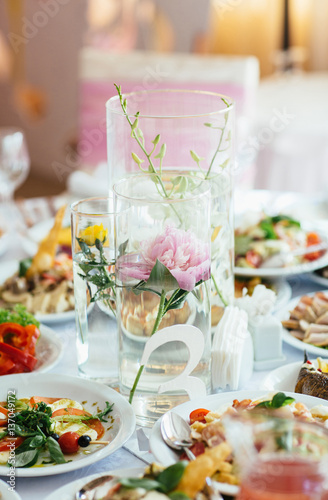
xmin=107 ymin=89 xmax=235 ymax=331
xmin=113 ymin=172 xmax=211 ymax=426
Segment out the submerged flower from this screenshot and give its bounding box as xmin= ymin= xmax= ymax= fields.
xmin=79 ymin=223 xmax=108 ymax=247
xmin=119 ymin=225 xmax=210 ymax=292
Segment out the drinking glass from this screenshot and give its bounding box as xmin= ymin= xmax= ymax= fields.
xmin=224 ymin=412 xmax=328 ymax=500
xmin=71 ymin=197 xmax=126 ymax=385
xmin=0 ymin=127 xmax=30 ymax=201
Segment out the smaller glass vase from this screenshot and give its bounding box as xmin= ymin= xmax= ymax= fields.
xmin=71 ymin=197 xmax=120 ymax=386
xmin=113 ymin=172 xmax=212 ymax=426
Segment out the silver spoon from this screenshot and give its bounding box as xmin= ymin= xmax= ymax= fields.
xmin=161 ymin=412 xmax=224 ymax=499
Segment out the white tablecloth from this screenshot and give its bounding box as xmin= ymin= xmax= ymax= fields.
xmin=0 ymin=196 xmax=327 ymax=500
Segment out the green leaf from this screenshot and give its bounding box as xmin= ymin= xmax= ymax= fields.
xmin=190 ymin=150 xmax=204 ymax=163
xmin=19 ymin=257 xmax=32 ymax=277
xmin=118 ymin=240 xmax=128 ymax=257
xmin=47 ymin=436 xmax=66 ymax=464
xmin=145 ymin=260 xmax=179 ymax=294
xmin=260 ymin=219 xmax=277 ymax=239
xmin=169 ymin=492 xmax=190 ymax=500
xmin=93 ymin=401 xmax=114 ymax=422
xmin=15 ymin=449 xmax=39 ymax=468
xmin=120 ymin=478 xmax=161 ymax=491
xmin=27 ymin=435 xmax=45 ymax=448
xmin=131 ymin=118 xmax=139 ymax=131
xmin=154 ymin=143 xmax=166 ymax=159
xmin=131 ymin=152 xmax=144 ymax=165
xmin=271 ymin=215 xmax=301 ymax=228
xmin=14 ymin=425 xmax=38 ymax=438
xmin=271 ymin=392 xmax=295 ymax=409
xmin=76 ymin=237 xmax=93 ymax=256
xmin=256 ymin=392 xmax=295 ymax=409
xmin=0 ymin=430 xmax=8 ymax=440
xmin=152 ymin=134 xmax=160 ymax=146
xmin=220 ymin=158 xmax=230 ymax=169
xmin=204 ymin=122 xmax=213 ymax=127
xmin=157 ymin=461 xmax=188 ymax=492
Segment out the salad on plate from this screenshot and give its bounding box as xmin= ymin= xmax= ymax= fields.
xmin=235 ymin=213 xmax=324 ymax=269
xmin=0 ymin=394 xmax=114 ymax=468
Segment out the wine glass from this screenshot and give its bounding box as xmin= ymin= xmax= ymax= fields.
xmin=0 ymin=127 xmax=30 ymax=202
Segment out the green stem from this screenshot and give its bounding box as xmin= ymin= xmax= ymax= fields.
xmin=205 ymin=127 xmax=225 ymax=180
xmin=211 ymin=274 xmax=228 ymax=307
xmin=129 ymin=289 xmax=166 ymax=404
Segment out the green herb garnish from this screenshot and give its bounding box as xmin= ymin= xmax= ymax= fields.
xmin=0 ymin=305 xmax=40 ymax=328
xmin=256 ymin=392 xmax=295 ymax=409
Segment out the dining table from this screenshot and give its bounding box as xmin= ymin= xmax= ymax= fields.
xmin=0 ymin=190 xmax=327 ymax=500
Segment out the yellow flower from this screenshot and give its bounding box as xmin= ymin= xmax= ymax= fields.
xmin=79 ymin=223 xmax=108 ymax=246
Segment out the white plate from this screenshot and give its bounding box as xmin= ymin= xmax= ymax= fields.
xmin=260 ymin=359 xmax=318 ymax=393
xmin=276 ymin=290 xmax=328 ymax=358
xmin=33 ymin=324 xmax=63 ymax=373
xmin=45 ymin=468 xmax=144 ymax=500
xmin=0 ymin=260 xmax=75 ymax=325
xmin=0 ymin=478 xmax=21 ymax=500
xmin=149 ymin=390 xmax=327 ymax=497
xmin=234 ymin=248 xmax=328 ymax=278
xmin=0 ymin=373 xmax=136 ymax=477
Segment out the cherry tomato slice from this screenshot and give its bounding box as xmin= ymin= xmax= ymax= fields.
xmin=58 ymin=432 xmax=80 ymax=454
xmin=29 ymin=397 xmax=61 ymax=407
xmin=0 ymin=436 xmax=24 ymax=452
xmin=189 ymin=408 xmax=210 ymax=424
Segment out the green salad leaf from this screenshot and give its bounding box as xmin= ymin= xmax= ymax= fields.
xmin=0 ymin=305 xmax=40 ymax=328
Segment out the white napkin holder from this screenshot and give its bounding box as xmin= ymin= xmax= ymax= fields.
xmin=212 ymin=306 xmax=254 ymax=391
xmin=236 ymin=284 xmax=285 ymax=370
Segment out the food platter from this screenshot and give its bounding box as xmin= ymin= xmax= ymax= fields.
xmin=0 ymin=373 xmax=136 ymax=477
xmin=0 ymin=260 xmax=75 ymax=324
xmin=44 ymin=468 xmax=144 ymax=500
xmin=149 ymin=390 xmax=328 ymax=497
xmin=276 ymin=291 xmax=328 ymax=358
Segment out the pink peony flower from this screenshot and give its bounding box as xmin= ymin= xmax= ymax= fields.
xmin=118 ymin=225 xmax=210 ymax=291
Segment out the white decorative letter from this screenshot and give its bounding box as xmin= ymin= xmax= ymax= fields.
xmin=140 ymin=324 xmax=207 ymax=399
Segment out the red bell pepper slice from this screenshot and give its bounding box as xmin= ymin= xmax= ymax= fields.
xmin=0 ymin=343 xmax=37 ymax=372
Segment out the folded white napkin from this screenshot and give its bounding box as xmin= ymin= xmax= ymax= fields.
xmin=66 ymin=162 xmax=110 ymax=198
xmin=212 ymin=306 xmax=253 ymax=391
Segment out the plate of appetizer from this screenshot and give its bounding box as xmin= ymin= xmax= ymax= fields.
xmin=0 ymin=259 xmax=75 ymax=324
xmin=0 ymin=373 xmax=135 ymax=477
xmin=45 ymin=457 xmax=229 ymax=500
xmin=150 ymin=390 xmax=328 ymax=496
xmin=234 ymin=276 xmax=292 ymax=311
xmin=0 ymin=305 xmax=62 ymax=375
xmin=277 ymin=290 xmax=328 ymax=357
xmin=0 ymin=206 xmax=76 ymax=324
xmin=234 ymin=213 xmax=328 ymax=277
xmin=45 ymin=468 xmax=145 ymax=500
xmin=261 ymin=353 xmax=328 ymax=400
